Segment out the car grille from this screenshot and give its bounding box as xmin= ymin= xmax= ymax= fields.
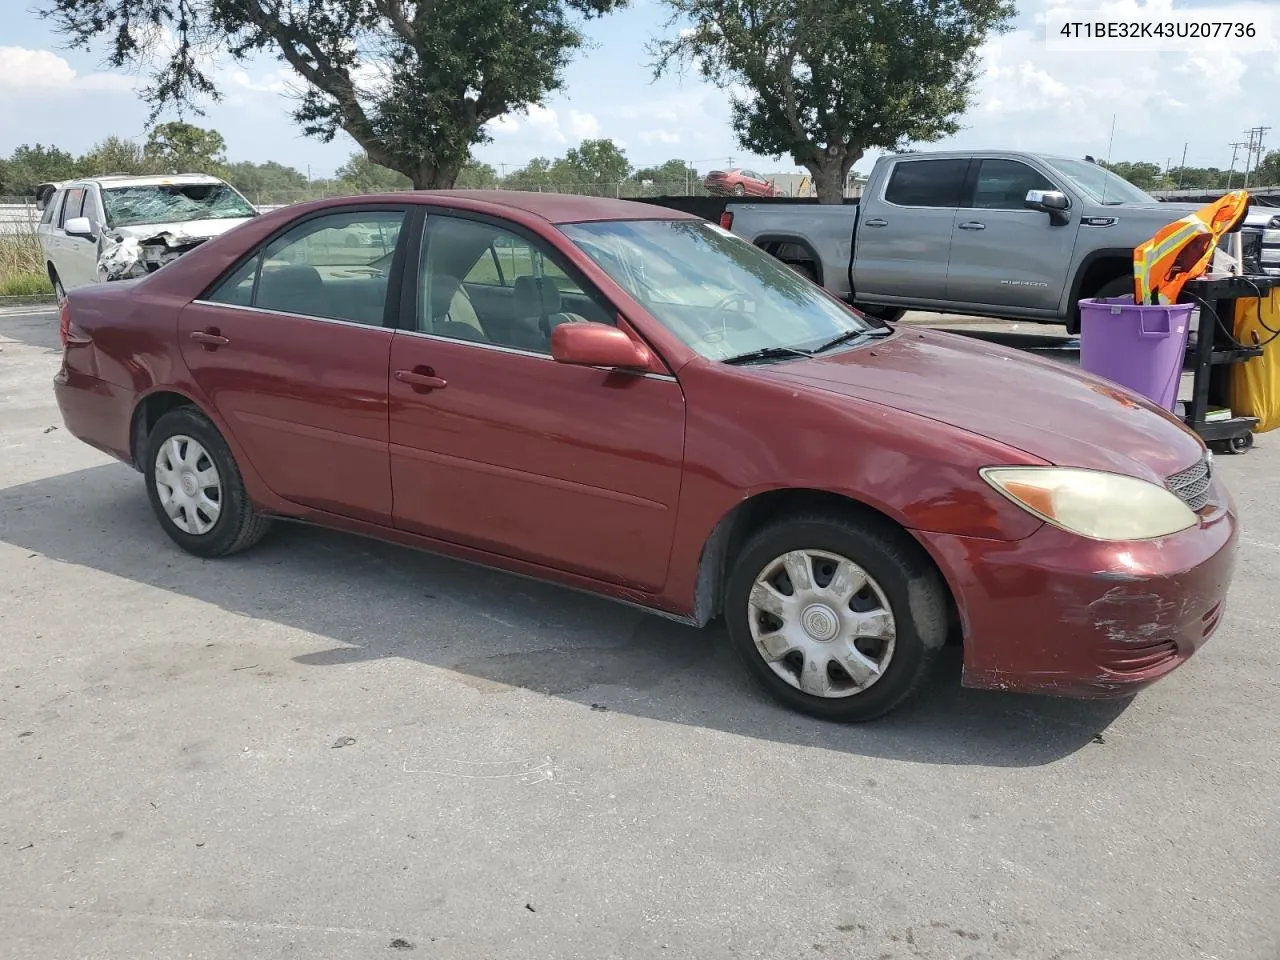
xmin=1166 ymin=455 xmax=1212 ymax=512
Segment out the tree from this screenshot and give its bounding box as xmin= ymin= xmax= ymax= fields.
xmin=225 ymin=160 xmax=311 ymax=204
xmin=456 ymin=159 xmax=501 ymax=189
xmin=633 ymin=159 xmax=698 ymax=191
xmin=144 ymin=122 xmax=228 ymax=174
xmin=505 ymin=157 xmax=560 ymax=192
xmin=1100 ymin=160 xmax=1166 ymax=192
xmin=1 ymin=144 xmax=79 ymax=195
xmin=651 ymin=0 xmax=1015 ymax=203
xmin=551 ymin=138 xmax=632 ymax=194
xmin=77 ymin=136 xmax=151 ymax=176
xmin=42 ymin=0 xmax=628 ymax=190
xmin=334 ymin=153 xmax=413 ymax=193
xmin=1252 ymin=151 xmax=1280 ymax=187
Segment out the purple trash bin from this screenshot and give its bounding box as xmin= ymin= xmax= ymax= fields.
xmin=1078 ymin=295 xmax=1194 ymax=412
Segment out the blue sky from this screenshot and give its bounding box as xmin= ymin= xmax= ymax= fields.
xmin=1 ymin=0 xmax=1277 ymax=179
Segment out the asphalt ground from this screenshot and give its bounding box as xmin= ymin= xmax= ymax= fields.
xmin=2 ymin=304 xmax=1278 ymax=960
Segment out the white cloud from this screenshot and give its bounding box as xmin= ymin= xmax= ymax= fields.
xmin=0 ymin=46 xmax=134 ymax=92
xmin=639 ymin=129 xmax=681 ymax=144
xmin=567 ymin=109 xmax=600 ymax=139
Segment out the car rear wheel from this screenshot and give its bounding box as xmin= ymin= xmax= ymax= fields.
xmin=144 ymin=406 xmax=271 ymax=558
xmin=50 ymin=269 xmax=66 ymax=304
xmin=724 ymin=513 xmax=948 ymax=722
xmin=732 ymin=184 xmax=746 ymax=197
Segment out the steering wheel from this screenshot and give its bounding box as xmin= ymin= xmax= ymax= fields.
xmin=705 ymin=291 xmax=751 ymax=343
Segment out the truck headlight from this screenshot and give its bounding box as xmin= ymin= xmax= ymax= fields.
xmin=980 ymin=466 xmax=1198 ymax=541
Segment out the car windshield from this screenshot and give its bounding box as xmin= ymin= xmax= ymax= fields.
xmin=1043 ymin=159 xmax=1156 ymax=205
xmin=559 ymin=219 xmax=874 ymax=361
xmin=101 ymin=183 xmax=257 ymax=228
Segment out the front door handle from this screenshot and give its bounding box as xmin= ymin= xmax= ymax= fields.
xmin=958 ymin=221 xmax=986 ymax=230
xmin=394 ymin=368 xmax=448 ymax=392
xmin=190 ymin=330 xmax=230 ymax=348
xmin=863 ymin=218 xmax=888 ymax=227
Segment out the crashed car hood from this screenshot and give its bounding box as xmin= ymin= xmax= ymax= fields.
xmin=111 ymin=217 xmax=254 ymax=243
xmin=762 ymin=326 xmax=1205 ymax=482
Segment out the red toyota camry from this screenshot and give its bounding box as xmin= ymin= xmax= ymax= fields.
xmin=53 ymin=191 xmax=1238 ymax=721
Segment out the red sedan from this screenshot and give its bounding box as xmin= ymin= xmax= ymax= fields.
xmin=703 ymin=168 xmax=780 ymax=197
xmin=53 ymin=191 xmax=1238 ymax=721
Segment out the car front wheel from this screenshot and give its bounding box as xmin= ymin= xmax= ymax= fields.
xmin=724 ymin=513 xmax=948 ymax=722
xmin=144 ymin=406 xmax=271 ymax=558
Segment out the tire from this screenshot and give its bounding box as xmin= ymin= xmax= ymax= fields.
xmin=50 ymin=269 xmax=66 ymax=304
xmin=143 ymin=406 xmax=271 ymax=558
xmin=1070 ymin=276 xmax=1132 ymax=335
xmin=724 ymin=513 xmax=948 ymax=722
xmin=790 ymin=261 xmax=819 ymax=284
xmin=732 ymin=184 xmax=746 ymax=197
xmin=855 ymin=303 xmax=907 ymax=324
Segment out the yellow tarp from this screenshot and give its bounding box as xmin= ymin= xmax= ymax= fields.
xmin=1230 ymin=288 xmax=1280 ymax=433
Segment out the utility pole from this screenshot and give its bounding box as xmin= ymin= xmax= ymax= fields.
xmin=1242 ymin=126 xmax=1271 ymax=189
xmin=1227 ymin=140 xmax=1248 ymax=189
xmin=1176 ymin=142 xmax=1188 ymax=188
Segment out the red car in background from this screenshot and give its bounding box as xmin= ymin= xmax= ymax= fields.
xmin=53 ymin=190 xmax=1236 ymax=722
xmin=704 ymin=168 xmax=780 ymax=197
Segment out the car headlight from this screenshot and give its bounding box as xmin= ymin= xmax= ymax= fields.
xmin=980 ymin=466 xmax=1198 ymax=541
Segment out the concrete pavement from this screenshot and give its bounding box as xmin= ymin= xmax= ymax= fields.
xmin=2 ymin=306 xmax=1278 ymax=960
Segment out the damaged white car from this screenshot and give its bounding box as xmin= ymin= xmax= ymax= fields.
xmin=35 ymin=174 xmax=258 ymax=300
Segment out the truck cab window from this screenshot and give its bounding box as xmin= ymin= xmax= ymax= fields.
xmin=972 ymin=159 xmax=1057 ymax=210
xmin=883 ymin=159 xmax=969 ymax=208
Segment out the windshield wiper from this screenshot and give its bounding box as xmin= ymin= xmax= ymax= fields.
xmin=809 ymin=326 xmax=892 ymax=355
xmin=721 ymin=345 xmax=813 ymax=365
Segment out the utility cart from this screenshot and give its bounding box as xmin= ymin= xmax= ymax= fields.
xmin=1178 ymin=275 xmax=1280 ymax=454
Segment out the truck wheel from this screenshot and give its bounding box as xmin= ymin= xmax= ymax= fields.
xmin=723 ymin=512 xmax=948 ymax=722
xmin=790 ymin=262 xmax=818 ymax=284
xmin=855 ymin=304 xmax=906 ymax=324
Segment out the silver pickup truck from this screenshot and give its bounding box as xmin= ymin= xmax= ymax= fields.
xmin=695 ymin=150 xmax=1216 ymax=334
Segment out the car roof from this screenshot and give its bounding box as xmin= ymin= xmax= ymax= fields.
xmin=343 ymin=189 xmax=702 ymax=225
xmin=69 ymin=173 xmax=230 ymax=188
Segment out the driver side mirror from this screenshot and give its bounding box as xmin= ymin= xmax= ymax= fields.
xmin=1024 ymin=189 xmax=1071 ymax=226
xmin=64 ymin=216 xmax=96 ymax=241
xmin=551 ymin=322 xmax=652 ymax=370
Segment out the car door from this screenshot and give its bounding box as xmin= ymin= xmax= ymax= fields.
xmin=35 ymin=189 xmax=62 ymax=276
xmin=387 ymin=210 xmax=686 ymax=592
xmin=944 ymin=157 xmax=1079 ymax=313
xmin=53 ymin=186 xmax=98 ymax=290
xmin=851 ymin=157 xmax=971 ymax=302
xmin=181 ymin=206 xmax=406 ymax=525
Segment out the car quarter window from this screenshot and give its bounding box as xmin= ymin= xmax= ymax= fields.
xmin=59 ymin=188 xmax=85 ymax=228
xmin=415 ymin=214 xmax=614 ymax=354
xmin=40 ymin=194 xmax=59 ymax=225
xmin=883 ymin=159 xmax=970 ymax=208
xmin=971 ymin=159 xmax=1057 ymax=210
xmin=204 ymin=209 xmax=405 ymax=326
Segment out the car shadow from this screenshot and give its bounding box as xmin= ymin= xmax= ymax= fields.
xmin=0 ymin=308 xmax=60 ymax=353
xmin=0 ymin=464 xmax=1132 ymax=768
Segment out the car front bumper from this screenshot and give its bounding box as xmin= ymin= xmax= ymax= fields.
xmin=913 ymin=490 xmax=1238 ymax=698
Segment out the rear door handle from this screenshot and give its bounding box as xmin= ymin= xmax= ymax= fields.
xmin=394 ymin=368 xmax=448 ymax=392
xmin=189 ymin=330 xmax=230 ymax=348
xmin=864 ymin=218 xmax=888 ymax=227
xmin=958 ymin=221 xmax=986 ymax=230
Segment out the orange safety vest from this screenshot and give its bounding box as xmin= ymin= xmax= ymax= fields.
xmin=1133 ymin=190 xmax=1250 ymax=305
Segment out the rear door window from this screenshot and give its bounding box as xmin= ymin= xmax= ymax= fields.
xmin=59 ymin=188 xmax=85 ymax=227
xmin=883 ymin=159 xmax=970 ymax=208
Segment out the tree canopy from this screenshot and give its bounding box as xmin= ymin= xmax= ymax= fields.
xmin=651 ymin=0 xmax=1016 ymax=202
xmin=40 ymin=0 xmax=628 ymax=188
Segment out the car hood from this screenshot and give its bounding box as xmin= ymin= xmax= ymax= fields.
xmin=763 ymin=327 xmax=1205 ymax=482
xmin=111 ymin=217 xmax=254 ymax=245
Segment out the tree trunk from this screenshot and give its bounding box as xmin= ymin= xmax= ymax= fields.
xmin=810 ymin=162 xmax=846 ymax=204
xmin=410 ymin=162 xmax=463 ymax=190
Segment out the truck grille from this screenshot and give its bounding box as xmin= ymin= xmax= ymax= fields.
xmin=1166 ymin=455 xmax=1212 ymax=512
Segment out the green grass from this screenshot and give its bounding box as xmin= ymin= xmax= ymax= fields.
xmin=0 ymin=230 xmax=54 ymax=301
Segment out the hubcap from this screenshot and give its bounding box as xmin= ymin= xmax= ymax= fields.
xmin=154 ymin=435 xmax=223 ymax=535
xmin=747 ymin=549 xmax=896 ymax=699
